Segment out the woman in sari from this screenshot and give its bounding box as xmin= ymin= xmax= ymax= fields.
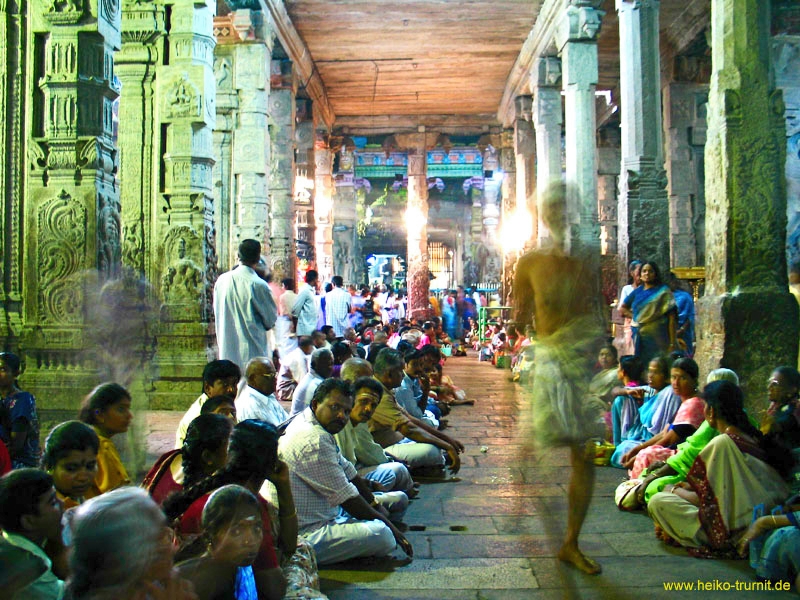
xmin=620 ymin=261 xmax=678 ymax=366
xmin=621 ymin=357 xmax=705 ymax=478
xmin=588 ymin=345 xmax=620 ymax=407
xmin=610 ymin=356 xmax=679 ymax=467
xmin=648 ymin=380 xmax=792 ymax=556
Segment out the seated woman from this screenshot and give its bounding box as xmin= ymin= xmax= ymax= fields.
xmin=77 ymin=383 xmax=133 ymax=498
xmin=588 ymin=345 xmax=620 ymax=408
xmin=648 ymin=380 xmax=792 ymax=556
xmin=200 ymin=394 xmax=237 ymax=422
xmin=609 ymin=355 xmax=645 ymax=445
xmin=143 ymin=413 xmax=233 ymax=506
xmin=610 ymin=357 xmax=678 ymax=468
xmin=621 ymin=357 xmax=704 ymax=478
xmin=176 ymin=484 xmax=266 ymax=600
xmin=761 ymin=366 xmax=800 ymax=449
xmin=164 ymin=420 xmax=293 ymax=600
xmin=630 ymin=368 xmax=740 ymax=507
xmin=738 ymin=494 xmax=800 ymax=593
xmin=42 ymin=421 xmax=99 ymax=510
xmin=64 ymin=487 xmax=195 ymax=600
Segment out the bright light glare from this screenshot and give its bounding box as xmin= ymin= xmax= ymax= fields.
xmin=500 ymin=206 xmax=533 ymax=253
xmin=405 ymin=206 xmax=427 ymax=233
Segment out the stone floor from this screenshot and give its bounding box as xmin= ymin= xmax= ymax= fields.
xmin=144 ymin=354 xmax=797 ymax=600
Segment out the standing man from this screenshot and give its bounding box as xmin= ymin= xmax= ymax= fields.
xmin=325 ymin=276 xmax=352 ymax=339
xmin=276 ymin=278 xmax=298 ymax=357
xmin=293 ymin=270 xmax=319 ymax=337
xmin=213 ymin=239 xmax=277 ymax=370
xmin=513 ymin=184 xmax=606 ymax=575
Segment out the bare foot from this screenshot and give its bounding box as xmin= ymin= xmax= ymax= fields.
xmin=558 ymin=545 xmax=602 ymax=575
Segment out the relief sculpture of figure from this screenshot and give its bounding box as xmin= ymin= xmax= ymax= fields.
xmin=513 ymin=184 xmax=606 ymax=575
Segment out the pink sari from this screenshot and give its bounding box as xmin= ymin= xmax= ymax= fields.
xmin=630 ymin=396 xmax=705 ymax=478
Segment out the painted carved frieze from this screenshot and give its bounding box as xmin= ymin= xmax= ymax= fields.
xmin=37 ymin=190 xmax=87 ymax=324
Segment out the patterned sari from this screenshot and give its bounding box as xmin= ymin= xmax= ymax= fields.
xmin=624 ymin=284 xmax=676 ymax=365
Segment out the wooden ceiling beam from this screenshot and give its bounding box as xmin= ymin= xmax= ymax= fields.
xmin=334 ymin=114 xmax=501 ymax=136
xmin=262 ymin=0 xmax=335 ymax=129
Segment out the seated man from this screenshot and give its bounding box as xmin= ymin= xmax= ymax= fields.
xmin=280 ymin=379 xmax=413 ymax=565
xmin=0 ymin=469 xmax=65 ymax=599
xmin=175 ymin=360 xmax=241 ymax=447
xmin=397 ymin=348 xmax=440 ymax=428
xmin=370 ymin=348 xmax=463 ymax=471
xmin=276 ymin=336 xmax=313 ymax=403
xmin=290 ymin=348 xmax=333 ymax=417
xmin=336 ymin=359 xmax=414 ymax=495
xmin=236 ymin=357 xmax=288 ymax=427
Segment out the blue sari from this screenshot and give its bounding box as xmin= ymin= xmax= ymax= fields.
xmin=623 ymin=284 xmax=676 ymax=365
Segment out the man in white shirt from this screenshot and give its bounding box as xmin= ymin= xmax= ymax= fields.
xmin=325 ymin=275 xmax=352 ymax=338
xmin=292 ymin=270 xmax=319 ymax=337
xmin=213 ymin=239 xmax=277 ymax=369
xmin=290 ymin=348 xmax=333 ymax=417
xmin=276 ymin=336 xmax=313 ymax=403
xmin=279 ymin=378 xmax=412 ymax=565
xmin=276 ymin=277 xmax=298 ymax=357
xmin=236 ymin=357 xmax=288 ymax=427
xmin=175 ymin=360 xmax=241 ymax=448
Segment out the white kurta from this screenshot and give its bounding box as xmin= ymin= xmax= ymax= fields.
xmin=213 ymin=265 xmax=277 ymax=370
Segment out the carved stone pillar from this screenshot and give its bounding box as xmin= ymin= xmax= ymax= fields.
xmin=500 ymin=130 xmax=518 ymax=302
xmin=556 ymin=0 xmax=604 ymax=254
xmin=481 ymin=145 xmax=502 ymax=288
xmin=663 ymin=80 xmax=708 ymax=267
xmin=23 ymin=0 xmax=121 ymax=403
xmin=532 ymin=56 xmax=563 ymax=245
xmin=212 ymin=32 xmax=236 ymax=271
xmin=774 ymin=39 xmax=800 ymax=266
xmin=696 ymin=0 xmax=797 ymax=407
xmin=333 ymin=147 xmax=358 ymax=284
xmin=617 ymin=0 xmax=668 ymax=270
xmin=118 ymin=3 xmax=165 ymax=281
xmin=513 ymin=96 xmax=536 ymax=248
xmin=404 ymin=140 xmax=430 ymax=319
xmin=228 ymin=12 xmax=273 ymax=267
xmin=294 ymin=118 xmax=315 ymax=279
xmin=268 ymin=68 xmax=296 ymax=282
xmin=597 ymin=126 xmax=620 ymax=256
xmin=313 ymin=133 xmax=334 ymax=282
xmin=150 ymin=0 xmax=218 ymax=406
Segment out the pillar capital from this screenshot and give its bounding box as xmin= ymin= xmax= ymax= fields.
xmin=532 ymin=56 xmax=562 ymax=89
xmin=556 ymin=0 xmax=605 ymax=49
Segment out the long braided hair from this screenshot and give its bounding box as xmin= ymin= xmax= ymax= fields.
xmin=163 ymin=419 xmax=279 ymax=522
xmin=181 ymin=414 xmax=233 ymax=489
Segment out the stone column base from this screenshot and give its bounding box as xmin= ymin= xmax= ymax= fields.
xmin=696 ymin=290 xmax=799 ymax=411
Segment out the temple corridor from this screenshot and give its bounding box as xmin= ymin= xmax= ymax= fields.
xmin=144 ymin=353 xmax=795 ymax=599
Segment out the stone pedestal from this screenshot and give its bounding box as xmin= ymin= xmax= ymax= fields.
xmin=532 ymin=57 xmax=562 ymax=245
xmin=268 ymin=83 xmax=296 ymax=282
xmin=557 ymin=1 xmax=604 ymax=253
xmin=696 ymin=0 xmax=797 ymax=407
xmin=23 ymin=0 xmax=122 ymax=405
xmin=617 ymin=0 xmax=668 ymax=270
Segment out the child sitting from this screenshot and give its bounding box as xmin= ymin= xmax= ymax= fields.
xmin=41 ymin=421 xmax=100 ymax=510
xmin=0 ymin=468 xmax=66 ymax=599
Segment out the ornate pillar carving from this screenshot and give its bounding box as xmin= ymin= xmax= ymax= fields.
xmin=531 ymin=56 xmax=563 ymax=245
xmin=616 ymin=0 xmax=668 ymax=269
xmin=268 ymin=61 xmax=296 ymax=282
xmin=23 ymin=0 xmax=122 ymax=402
xmin=294 ymin=117 xmax=315 ymax=280
xmin=597 ymin=126 xmax=620 ymax=256
xmin=404 ymin=138 xmax=430 ymax=319
xmin=696 ymin=0 xmax=797 ymax=406
xmin=513 ymin=95 xmax=536 ymax=248
xmin=500 ymin=129 xmax=518 ymax=302
xmin=313 ymin=132 xmax=334 ymax=282
xmin=663 ymin=77 xmax=708 ymax=267
xmin=556 ymin=0 xmax=604 ymax=254
xmin=212 ymin=28 xmax=236 ymax=272
xmin=333 ymin=146 xmax=359 ymax=284
xmin=150 ymin=0 xmax=218 ymax=405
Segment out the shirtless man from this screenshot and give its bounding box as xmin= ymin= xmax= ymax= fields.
xmin=513 ymin=184 xmax=606 ymax=575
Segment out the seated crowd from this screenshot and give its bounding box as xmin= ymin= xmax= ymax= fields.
xmin=0 ymin=309 xmax=472 ymax=599
xmin=592 ymin=342 xmax=800 ymax=591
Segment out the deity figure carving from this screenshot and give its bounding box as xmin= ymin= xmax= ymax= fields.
xmin=97 ymin=195 xmax=121 ymax=279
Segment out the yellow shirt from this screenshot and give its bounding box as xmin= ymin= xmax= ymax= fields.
xmin=86 ymin=429 xmax=130 ymax=498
